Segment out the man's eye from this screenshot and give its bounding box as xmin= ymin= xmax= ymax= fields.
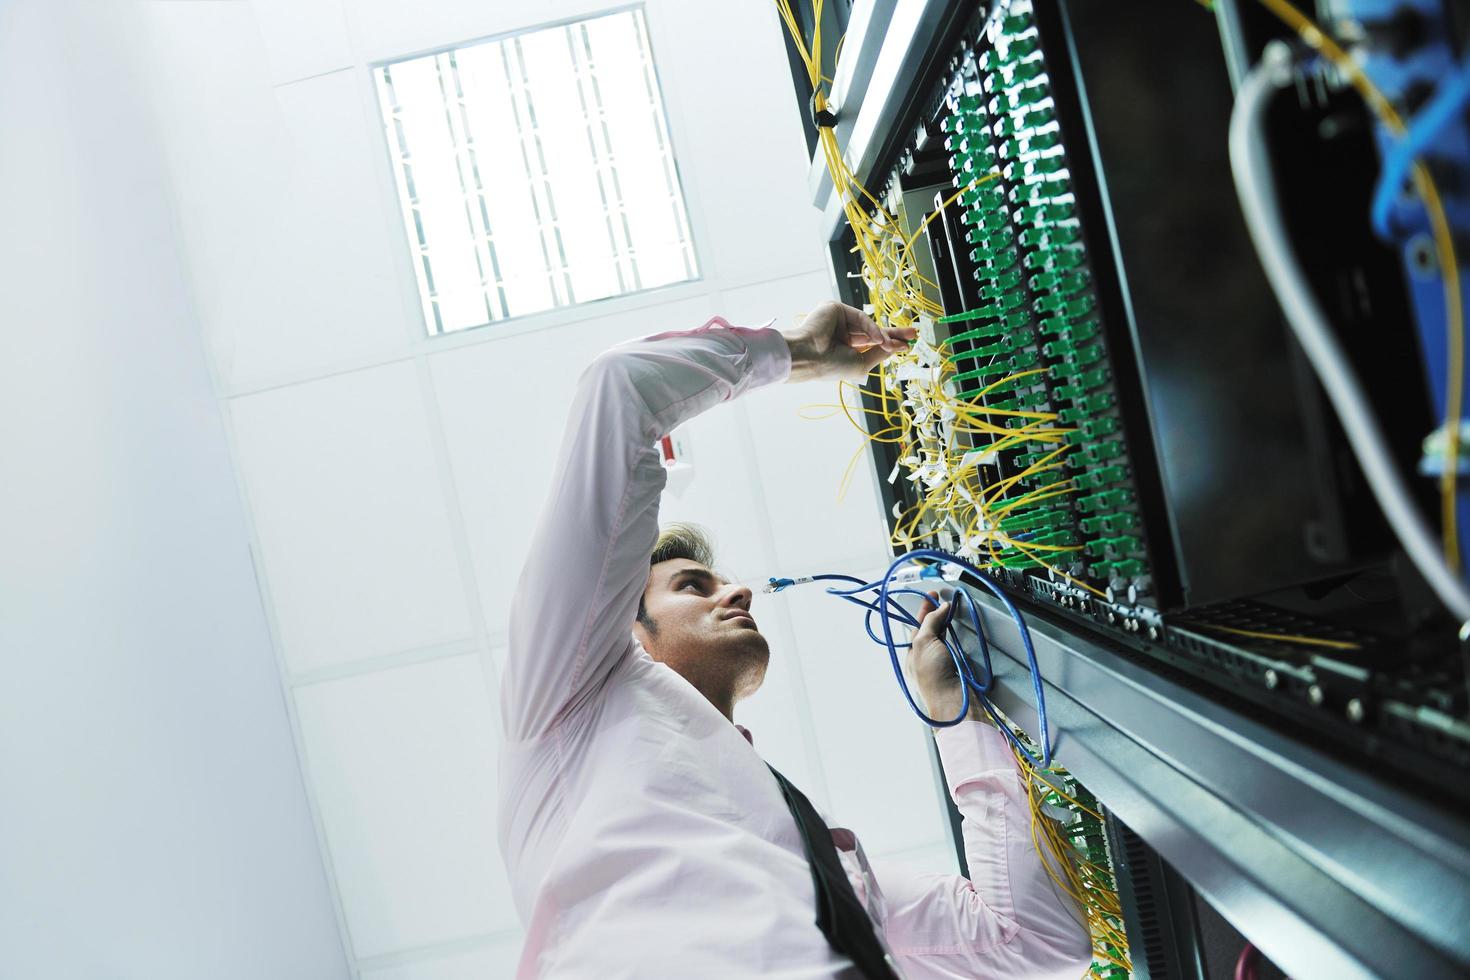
xmin=681 ymin=582 xmax=702 ymax=592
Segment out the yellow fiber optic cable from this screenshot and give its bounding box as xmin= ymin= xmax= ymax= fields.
xmin=1195 ymin=623 xmax=1362 ymax=651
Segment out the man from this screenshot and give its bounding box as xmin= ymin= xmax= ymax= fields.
xmin=498 ymin=302 xmax=1092 ymax=978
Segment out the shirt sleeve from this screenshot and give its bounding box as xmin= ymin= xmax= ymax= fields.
xmin=869 ymin=721 xmax=1093 ymax=979
xmin=500 ymin=317 xmax=792 ymax=742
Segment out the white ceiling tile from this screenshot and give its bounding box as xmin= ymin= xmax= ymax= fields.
xmin=360 ymin=936 xmax=524 ymax=980
xmin=140 ymin=15 xmax=415 ymax=388
xmin=295 ymin=655 xmax=513 ymax=958
xmin=230 ymin=361 xmax=474 ymax=673
xmin=253 ymin=0 xmax=355 ymax=85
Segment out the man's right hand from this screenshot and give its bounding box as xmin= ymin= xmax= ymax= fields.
xmin=783 ymin=301 xmax=915 ymax=383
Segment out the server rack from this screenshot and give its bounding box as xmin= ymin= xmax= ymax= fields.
xmin=778 ymin=1 xmax=1470 ymax=976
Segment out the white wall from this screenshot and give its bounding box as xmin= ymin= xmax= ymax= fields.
xmin=0 ymin=3 xmax=349 ymax=978
xmin=131 ymin=0 xmax=960 ymax=974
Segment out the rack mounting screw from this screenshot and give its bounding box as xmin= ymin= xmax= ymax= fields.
xmin=1346 ymin=698 xmax=1365 ymax=723
xmin=1308 ymin=684 xmax=1325 ymax=706
xmin=1264 ymin=669 xmax=1279 ymax=690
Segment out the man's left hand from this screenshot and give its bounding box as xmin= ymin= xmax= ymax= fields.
xmin=906 ymin=593 xmax=985 ymax=728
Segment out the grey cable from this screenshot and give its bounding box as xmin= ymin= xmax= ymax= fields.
xmin=1228 ymin=44 xmax=1470 ymax=623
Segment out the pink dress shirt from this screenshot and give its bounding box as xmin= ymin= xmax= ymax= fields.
xmin=498 ymin=318 xmax=1092 ymax=978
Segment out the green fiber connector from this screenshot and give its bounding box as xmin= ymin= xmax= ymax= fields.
xmin=956 ymin=94 xmax=986 ymax=114
xmin=1021 ymin=467 xmax=1065 ymax=485
xmin=984 ymin=398 xmax=1020 ymax=412
xmin=1082 ymin=415 xmax=1118 ymax=440
xmin=1015 ymin=103 xmax=1056 ymax=129
xmin=958 ymin=136 xmax=991 ymax=157
xmin=960 ymin=155 xmax=999 ymax=178
xmin=1018 ymin=222 xmax=1079 ymax=250
xmin=976 ymin=249 xmax=1020 ymax=277
xmin=1000 ymin=309 xmax=1032 ymax=333
xmin=967 ymin=225 xmax=1015 ymax=252
xmin=1110 ymin=510 xmax=1139 ymax=531
xmin=1066 ymin=318 xmax=1100 ymax=342
xmin=1028 ymin=246 xmax=1084 ymax=272
xmin=1076 ymin=366 xmax=1109 ymax=389
xmin=988 ymin=267 xmax=1023 ymax=292
xmin=1022 ymin=128 xmax=1061 ymax=152
xmin=998 ymin=508 xmax=1064 ymax=532
xmin=963 ymin=183 xmax=1005 ymax=208
xmin=1023 ymin=163 xmax=1070 ymax=188
xmin=1002 ymin=330 xmax=1034 ymax=352
xmin=1038 ymin=314 xmax=1074 ymax=336
xmin=967 ymin=223 xmax=1015 ymax=249
xmin=1028 ymin=268 xmax=1084 ymax=293
xmin=1002 ymin=82 xmax=1048 ymax=113
xmin=977 ymin=280 xmax=1010 ymax=302
xmin=962 ymin=208 xmax=1008 ymax=233
xmin=1058 ymin=293 xmax=1095 ymax=318
xmin=1015 ymin=202 xmax=1072 ymax=225
xmin=1009 ymin=349 xmax=1038 ymax=370
xmin=1100 ymin=534 xmax=1141 ymax=555
xmin=1052 ymin=383 xmax=1084 ymax=403
xmin=1003 ymin=34 xmax=1040 ymax=61
xmin=1050 ymin=358 xmax=1083 ymax=380
xmin=1075 ymin=492 xmax=1105 ymax=514
xmin=1056 ymin=405 xmax=1086 ymax=424
xmin=951 ymin=363 xmax=1018 ymax=384
xmin=948 ymin=342 xmax=1007 ymax=363
xmin=1034 ymin=291 xmax=1074 ymax=316
xmin=1016 ymin=391 xmax=1050 ymax=410
xmin=1019 ymin=225 xmax=1066 ymax=250
xmin=1081 ymin=388 xmax=1116 ymax=411
xmin=938 ymin=305 xmax=1005 ymax=325
xmin=1074 ymin=465 xmax=1126 ymax=490
xmin=1029 ymin=528 xmax=1078 ymax=547
xmin=1079 ymin=514 xmax=1109 ymax=534
xmin=976 ymin=282 xmax=1023 ymax=304
xmin=943 ymin=323 xmax=1003 ymax=343
xmin=1112 ymin=559 xmax=1146 ymax=578
xmin=1085 ymin=535 xmax=1138 ymax=559
xmin=1008 ymin=176 xmax=1068 ymax=206
xmin=1074 ymin=343 xmax=1105 ymax=367
xmin=955 ymin=116 xmax=990 ymax=138
xmin=1008 ymin=59 xmax=1046 ymax=86
xmin=1081 ymin=438 xmax=1122 ymax=464
xmin=1076 ymin=488 xmax=1134 ymax=514
xmin=1073 ymin=395 xmax=1112 ymax=419
xmin=1078 ymin=441 xmax=1116 ymax=466
xmin=1001 ymin=13 xmax=1032 ymax=33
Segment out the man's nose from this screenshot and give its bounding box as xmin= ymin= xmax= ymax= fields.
xmin=719 ymin=583 xmax=753 ymax=610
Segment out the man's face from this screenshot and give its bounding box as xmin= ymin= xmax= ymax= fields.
xmin=635 ymin=559 xmax=770 ymax=701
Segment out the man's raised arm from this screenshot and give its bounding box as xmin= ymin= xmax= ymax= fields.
xmin=499 ymin=303 xmax=912 ymax=741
